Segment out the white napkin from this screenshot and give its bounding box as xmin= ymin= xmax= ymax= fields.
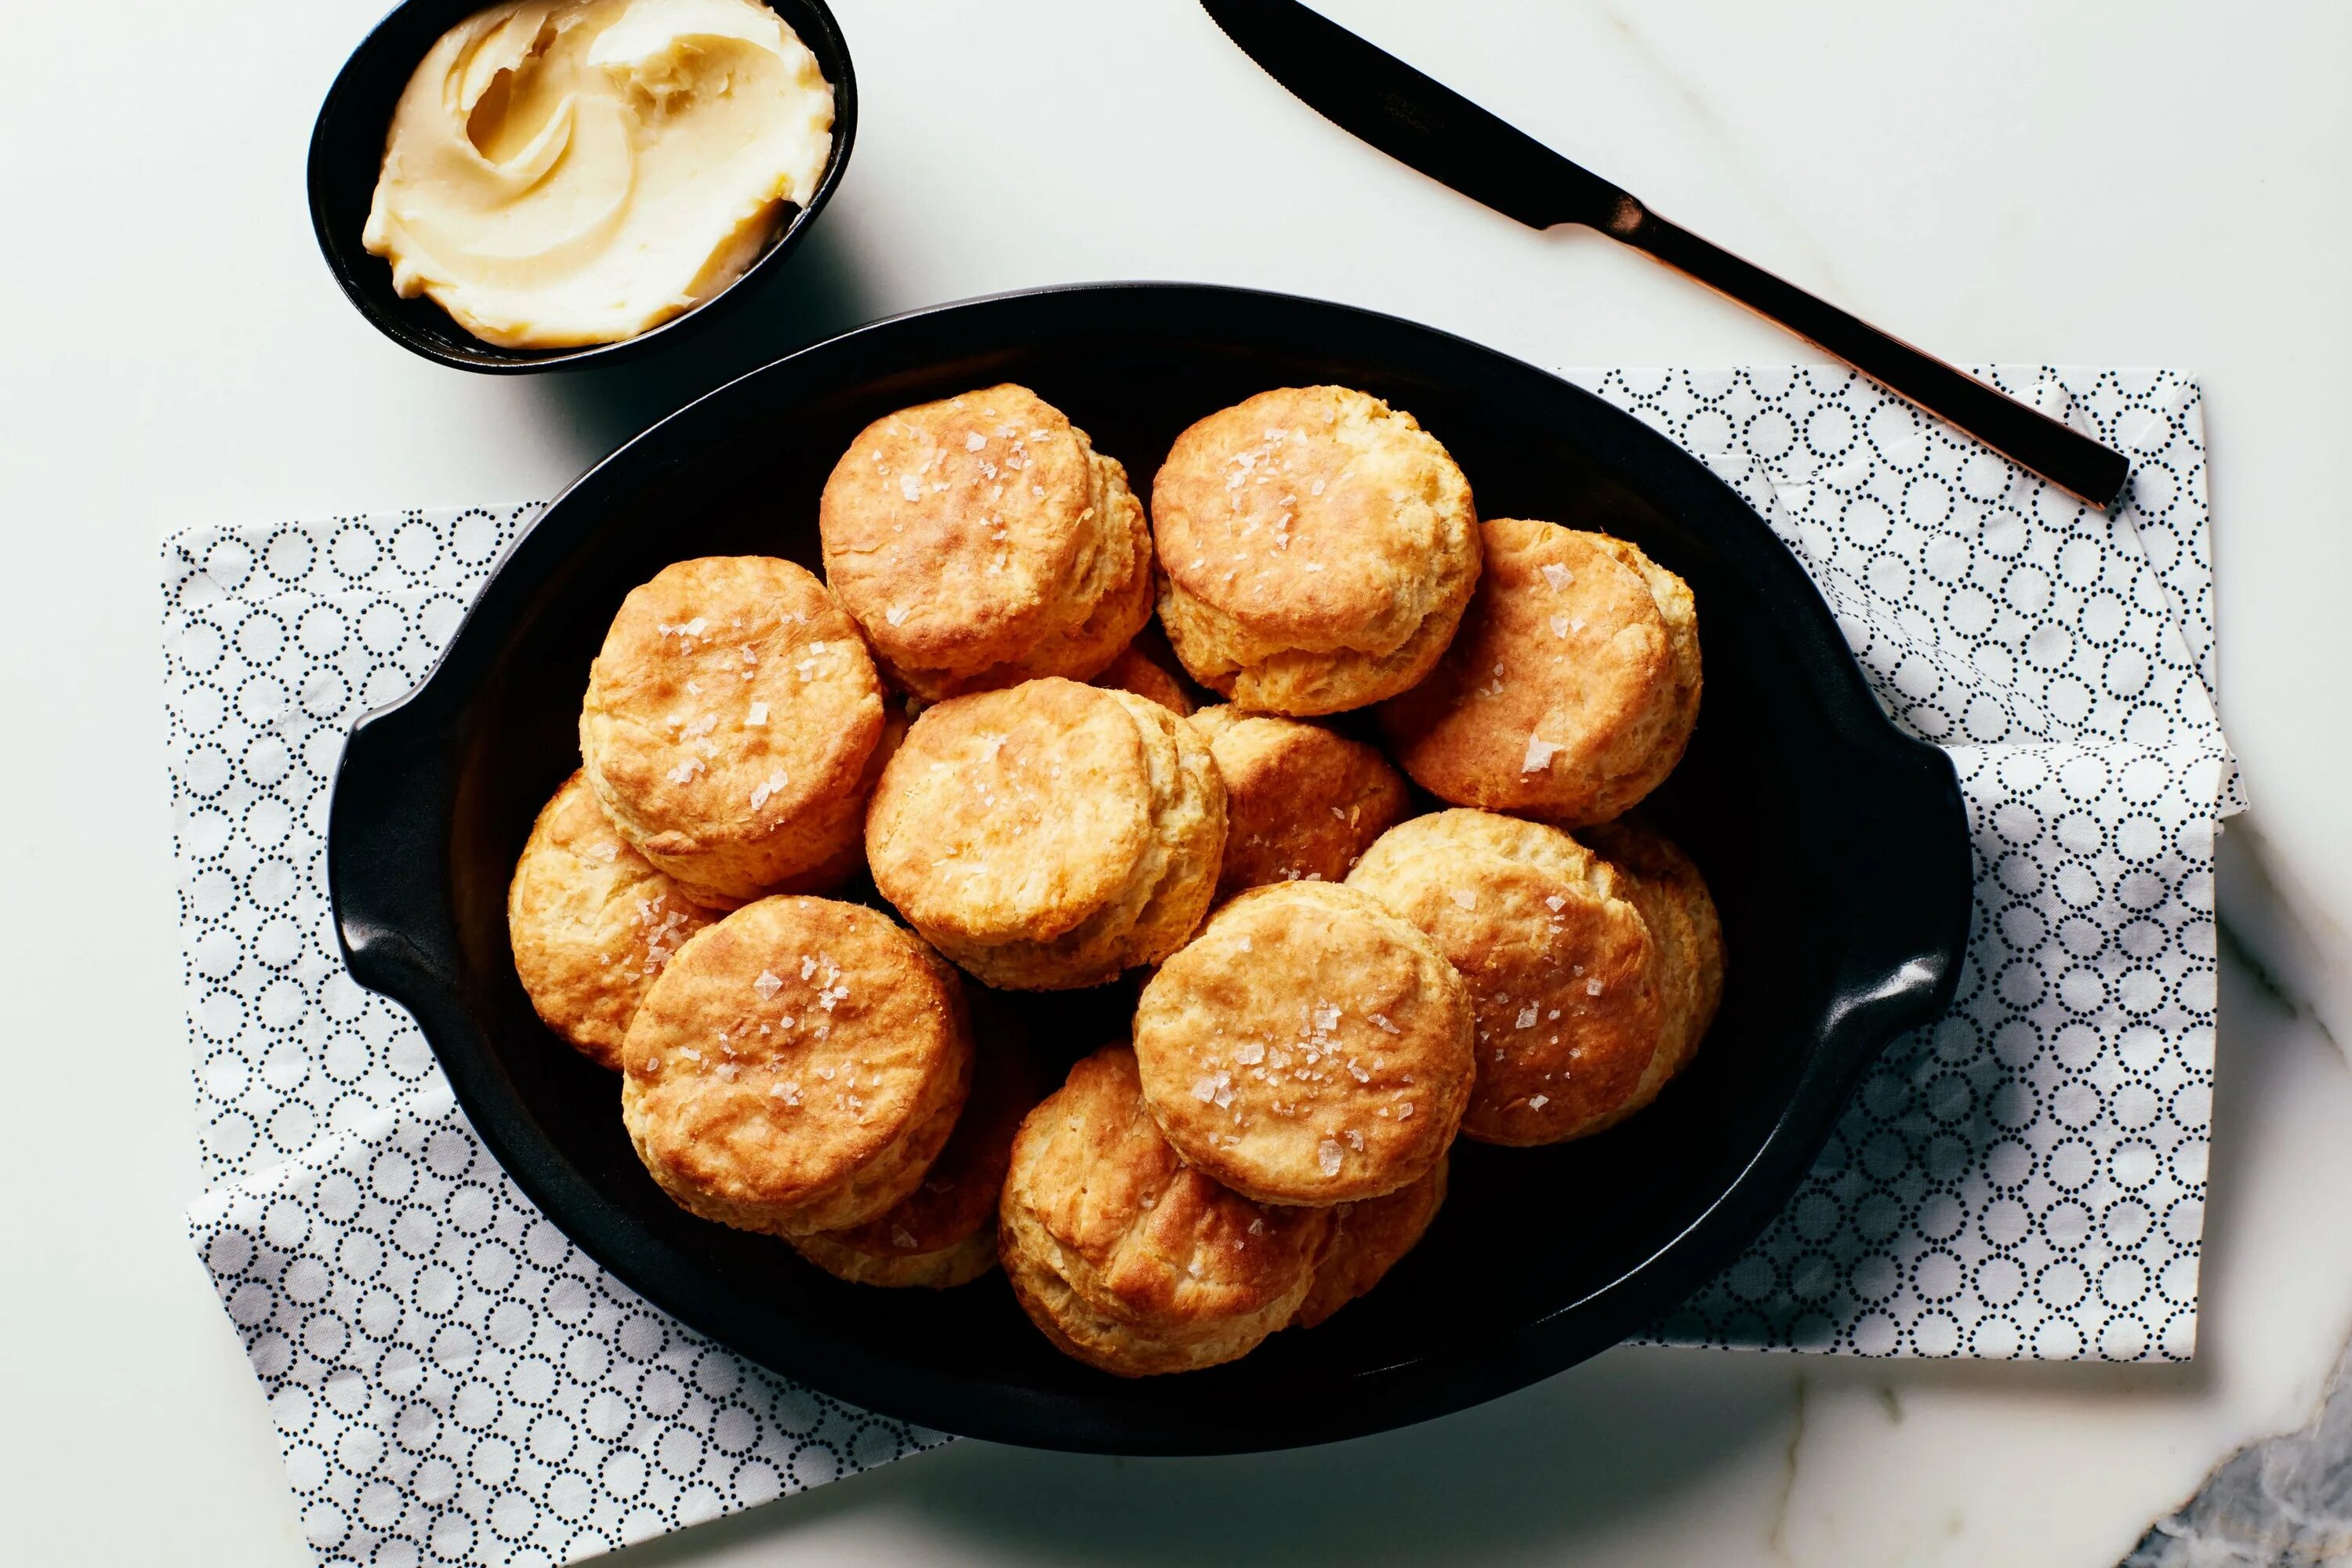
xmin=1585 ymin=367 xmax=2233 ymax=1359
xmin=162 ymin=366 xmax=2227 ymax=1565
xmin=169 ymin=506 xmax=946 ymax=1568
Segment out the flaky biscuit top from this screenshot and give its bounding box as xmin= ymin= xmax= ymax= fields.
xmin=821 ymin=384 xmax=1151 ymax=695
xmin=1348 ymin=810 xmax=1664 ymax=1145
xmin=620 ymin=897 xmax=967 ymax=1210
xmin=824 ymin=387 xmax=1090 ymax=649
xmin=1380 ymin=520 xmax=1696 ymax=822
xmin=866 ymin=678 xmax=1156 ymax=944
xmin=1153 ymin=386 xmax=1477 ymax=658
xmin=1133 ymin=881 xmax=1472 ymax=1203
xmin=581 ymin=557 xmax=883 ymax=853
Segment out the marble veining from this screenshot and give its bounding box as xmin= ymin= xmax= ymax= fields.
xmin=1768 ymin=1374 xmax=1809 ymax=1558
xmin=1589 ymin=5 xmax=1853 ymax=299
xmin=2122 ymin=1327 xmax=2352 ymax=1566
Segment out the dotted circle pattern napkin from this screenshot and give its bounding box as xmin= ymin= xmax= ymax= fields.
xmin=162 ymin=367 xmax=2228 ymax=1566
xmin=1595 ymin=368 xmax=2233 ymax=1361
xmin=169 ymin=506 xmax=947 ymax=1568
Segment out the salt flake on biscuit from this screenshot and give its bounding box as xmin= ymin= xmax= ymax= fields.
xmin=508 ymin=773 xmax=715 ymax=1071
xmin=1379 ymin=520 xmax=1699 ymax=826
xmin=822 ymin=385 xmax=1152 ymax=701
xmin=1134 ymin=883 xmax=1472 ymax=1206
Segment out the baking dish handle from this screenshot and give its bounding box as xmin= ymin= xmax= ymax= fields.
xmin=327 ymin=697 xmax=462 ymax=1011
xmin=1817 ymin=738 xmax=1974 ymax=1075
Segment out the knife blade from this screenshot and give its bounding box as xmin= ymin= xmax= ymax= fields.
xmin=1200 ymin=0 xmax=2130 ymax=510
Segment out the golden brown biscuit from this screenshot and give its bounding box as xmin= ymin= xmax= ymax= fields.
xmin=507 ymin=771 xmax=714 ymax=1070
xmin=865 ymin=678 xmax=1225 ymax=990
xmin=1292 ymin=1153 xmax=1449 ymax=1329
xmin=1189 ymin=706 xmax=1409 ymax=901
xmin=1582 ymin=817 xmax=1726 ymax=1126
xmin=790 ymin=1036 xmax=1047 ymax=1288
xmin=1378 ymin=520 xmax=1699 ymax=827
xmin=1091 ymin=636 xmax=1195 ymax=717
xmin=1152 ymin=387 xmax=1480 ymax=715
xmin=1346 ymin=809 xmax=1666 ymax=1145
xmin=580 ymin=557 xmax=887 ymax=909
xmin=1132 ymin=882 xmax=1472 ymax=1205
xmin=620 ymin=896 xmax=974 ymax=1237
xmin=999 ymin=1045 xmax=1328 ymax=1376
xmin=820 ymin=385 xmax=1153 ymax=702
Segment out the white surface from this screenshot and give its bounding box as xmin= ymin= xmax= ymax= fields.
xmin=2 ymin=2 xmax=2347 ymax=1564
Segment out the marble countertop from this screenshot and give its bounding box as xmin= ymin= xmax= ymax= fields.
xmin=2 ymin=2 xmax=2347 ymax=1563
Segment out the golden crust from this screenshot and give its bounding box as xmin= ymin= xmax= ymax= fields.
xmin=1152 ymin=387 xmax=1480 ymax=715
xmin=507 ymin=772 xmax=714 ymax=1070
xmin=1378 ymin=521 xmax=1700 ymax=827
xmin=1132 ymin=882 xmax=1473 ymax=1205
xmin=1347 ymin=810 xmax=1665 ymax=1145
xmin=1292 ymin=1153 xmax=1448 ymax=1329
xmin=866 ymin=679 xmax=1225 ymax=989
xmin=871 ymin=680 xmax=1145 ymax=943
xmin=790 ymin=1040 xmax=1047 ymax=1288
xmin=580 ymin=557 xmax=886 ymax=909
xmin=1092 ymin=637 xmax=1195 ymax=717
xmin=998 ymin=1046 xmax=1327 ymax=1376
xmin=820 ymin=385 xmax=1153 ymax=702
xmin=1189 ymin=706 xmax=1409 ymax=901
xmin=619 ymin=897 xmax=974 ymax=1237
xmin=1581 ymin=817 xmax=1725 ymax=1127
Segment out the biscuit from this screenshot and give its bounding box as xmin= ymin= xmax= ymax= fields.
xmin=1346 ymin=809 xmax=1665 ymax=1145
xmin=1152 ymin=387 xmax=1480 ymax=715
xmin=507 ymin=771 xmax=715 ymax=1070
xmin=790 ymin=1035 xmax=1047 ymax=1289
xmin=620 ymin=896 xmax=974 ymax=1237
xmin=1292 ymin=1153 xmax=1448 ymax=1330
xmin=1582 ymin=817 xmax=1725 ymax=1127
xmin=1092 ymin=634 xmax=1195 ymax=717
xmin=1378 ymin=520 xmax=1699 ymax=827
xmin=998 ymin=1045 xmax=1328 ymax=1376
xmin=1189 ymin=706 xmax=1408 ymax=901
xmin=1132 ymin=881 xmax=1473 ymax=1205
xmin=866 ymin=678 xmax=1225 ymax=990
xmin=580 ymin=557 xmax=887 ymax=909
xmin=820 ymin=384 xmax=1154 ymax=702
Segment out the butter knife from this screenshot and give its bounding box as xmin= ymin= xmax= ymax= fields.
xmin=1201 ymin=0 xmax=2130 ymax=510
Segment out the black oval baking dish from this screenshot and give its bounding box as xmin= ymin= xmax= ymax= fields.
xmin=327 ymin=283 xmax=1972 ymax=1453
xmin=307 ymin=0 xmax=858 ymax=373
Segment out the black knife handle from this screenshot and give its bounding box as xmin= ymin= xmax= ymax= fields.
xmin=1616 ymin=207 xmax=2130 ymax=510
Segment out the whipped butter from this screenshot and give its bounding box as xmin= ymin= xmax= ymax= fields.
xmin=362 ymin=0 xmax=833 ymax=348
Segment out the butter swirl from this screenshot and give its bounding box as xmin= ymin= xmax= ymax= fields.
xmin=363 ymin=0 xmax=833 ymax=348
